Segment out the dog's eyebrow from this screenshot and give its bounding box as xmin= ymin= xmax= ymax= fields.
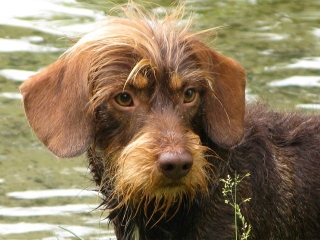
xmin=124 ymin=58 xmax=157 ymax=91
xmin=132 ymin=74 xmax=148 ymax=89
xmin=169 ymin=73 xmax=182 ymax=90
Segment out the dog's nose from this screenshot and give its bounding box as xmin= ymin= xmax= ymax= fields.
xmin=158 ymin=151 xmax=193 ymax=180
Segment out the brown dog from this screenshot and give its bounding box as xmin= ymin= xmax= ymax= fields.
xmin=20 ymin=3 xmax=320 ymax=240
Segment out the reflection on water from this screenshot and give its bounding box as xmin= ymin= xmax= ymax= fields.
xmin=0 ymin=223 xmax=113 ymax=239
xmin=0 ymin=0 xmax=319 ymax=239
xmin=0 ymin=0 xmax=105 ymax=35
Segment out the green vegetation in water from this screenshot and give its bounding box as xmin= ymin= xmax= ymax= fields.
xmin=220 ymin=172 xmax=251 ymax=240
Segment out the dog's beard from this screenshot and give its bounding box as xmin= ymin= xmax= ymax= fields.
xmin=101 ymin=129 xmax=212 ymax=224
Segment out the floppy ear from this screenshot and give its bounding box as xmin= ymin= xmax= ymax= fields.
xmin=19 ymin=54 xmax=93 ymax=158
xmin=200 ymin=49 xmax=246 ymax=148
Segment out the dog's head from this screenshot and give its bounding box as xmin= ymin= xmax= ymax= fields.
xmin=20 ymin=3 xmax=245 ymax=218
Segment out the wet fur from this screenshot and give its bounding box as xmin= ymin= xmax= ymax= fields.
xmin=20 ymin=3 xmax=320 ymax=240
xmin=88 ymin=104 xmax=320 ymax=239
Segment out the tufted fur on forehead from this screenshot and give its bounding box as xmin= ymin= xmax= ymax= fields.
xmin=66 ymin=4 xmax=219 ymax=109
xmin=67 ymin=3 xmax=211 ymax=69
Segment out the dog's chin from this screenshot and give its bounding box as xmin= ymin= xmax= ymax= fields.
xmin=110 ymin=171 xmax=208 ymax=223
xmin=124 ymin=184 xmax=193 ymax=222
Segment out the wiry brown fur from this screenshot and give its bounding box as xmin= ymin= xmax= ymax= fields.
xmin=20 ymin=3 xmax=320 ymax=240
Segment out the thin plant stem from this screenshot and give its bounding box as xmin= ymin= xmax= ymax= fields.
xmin=58 ymin=226 xmax=85 ymax=240
xmin=221 ymin=171 xmax=251 ymax=240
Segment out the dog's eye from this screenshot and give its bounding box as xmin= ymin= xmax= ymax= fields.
xmin=115 ymin=92 xmax=134 ymax=107
xmin=183 ymin=88 xmax=196 ymax=103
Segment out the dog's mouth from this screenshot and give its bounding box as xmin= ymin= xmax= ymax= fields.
xmin=161 ymin=181 xmax=184 ymax=188
xmin=151 ymin=179 xmax=189 ymax=196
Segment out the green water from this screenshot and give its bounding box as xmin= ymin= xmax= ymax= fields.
xmin=0 ymin=0 xmax=319 ymax=239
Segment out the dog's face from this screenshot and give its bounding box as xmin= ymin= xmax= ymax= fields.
xmin=20 ymin=5 xmax=246 ymax=218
